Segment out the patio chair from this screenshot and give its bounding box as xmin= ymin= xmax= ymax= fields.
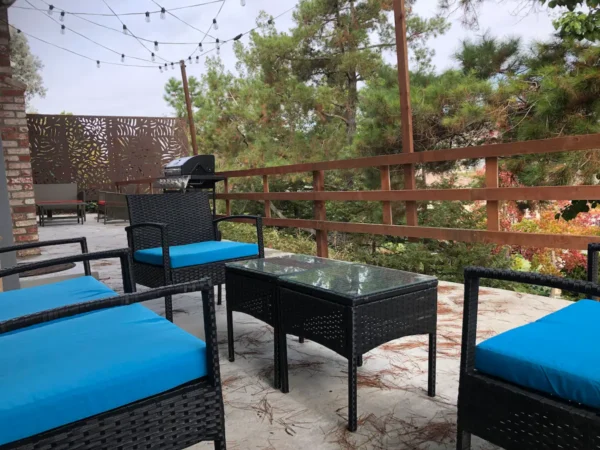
xmin=456 ymin=243 xmax=600 ymax=450
xmin=0 ymin=254 xmax=226 ymax=449
xmin=97 ymin=191 xmax=129 ymax=224
xmin=126 ymin=191 xmax=264 ymax=321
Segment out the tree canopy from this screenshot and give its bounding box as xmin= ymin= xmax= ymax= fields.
xmin=9 ymin=29 xmax=46 ymax=107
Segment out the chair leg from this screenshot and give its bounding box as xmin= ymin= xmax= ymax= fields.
xmin=299 ymin=335 xmax=304 ymax=343
xmin=165 ymin=295 xmax=173 ymax=322
xmin=428 ymin=332 xmax=436 ymax=397
xmin=456 ymin=426 xmax=471 ymax=450
xmin=357 ymin=354 xmax=363 ymax=367
xmin=214 ymin=438 xmax=226 ymax=450
xmin=217 ymin=284 xmax=222 ymax=306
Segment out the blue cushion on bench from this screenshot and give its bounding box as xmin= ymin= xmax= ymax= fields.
xmin=476 ymin=299 xmax=600 ymax=410
xmin=0 ymin=276 xmax=117 ymax=322
xmin=0 ymin=304 xmax=207 ymax=446
xmin=134 ymin=240 xmax=259 ymax=269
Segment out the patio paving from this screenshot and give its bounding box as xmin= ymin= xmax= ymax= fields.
xmin=21 ymin=216 xmax=573 ymax=450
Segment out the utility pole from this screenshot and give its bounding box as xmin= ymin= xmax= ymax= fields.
xmin=180 ymin=60 xmax=198 ymax=156
xmin=392 ymin=0 xmax=418 ymax=228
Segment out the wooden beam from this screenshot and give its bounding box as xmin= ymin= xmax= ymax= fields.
xmin=263 ymin=175 xmax=271 ymax=219
xmin=180 ymin=60 xmax=198 ymax=156
xmin=217 ymin=134 xmax=600 ymax=178
xmin=486 ymin=157 xmax=499 ymax=231
xmin=223 ymin=178 xmax=231 ymax=216
xmin=313 ymin=170 xmax=328 ymax=258
xmin=218 ymin=216 xmax=600 ymax=250
xmin=380 ymin=166 xmax=392 ymax=225
xmin=217 ymin=185 xmax=600 ymax=202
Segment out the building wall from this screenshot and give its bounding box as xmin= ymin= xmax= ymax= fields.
xmin=0 ymin=7 xmax=39 ymax=256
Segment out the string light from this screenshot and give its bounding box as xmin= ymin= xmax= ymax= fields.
xmin=96 ymin=60 xmax=100 ymax=68
xmin=164 ymin=63 xmax=168 ymax=71
xmin=216 ymin=38 xmax=220 ymax=55
xmin=196 ymin=55 xmax=199 ymax=63
xmin=122 ymin=24 xmax=128 ymax=35
xmin=154 ymin=41 xmax=159 ymax=52
xmin=171 ymin=62 xmax=175 ymax=70
xmin=198 ymin=42 xmax=203 ymax=51
xmin=151 ymin=52 xmax=156 ymax=62
xmin=160 ymin=7 xmax=166 ymax=19
xmin=241 ymin=0 xmax=246 ymax=5
xmin=213 ymin=18 xmax=218 ymax=30
xmin=60 ymin=24 xmax=65 ymax=35
xmin=268 ymin=19 xmax=273 ymax=25
xmin=59 ymin=11 xmax=65 ymax=22
xmin=145 ymin=11 xmax=150 ymax=22
xmin=159 ymin=65 xmax=163 ymax=73
xmin=47 ymin=4 xmax=54 ymax=15
xmin=188 ymin=56 xmax=192 ymax=64
xmin=121 ymin=54 xmax=125 ymax=62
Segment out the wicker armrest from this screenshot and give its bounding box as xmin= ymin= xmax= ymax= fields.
xmin=0 ymin=279 xmax=221 ymax=386
xmin=125 ymin=222 xmax=171 ymax=272
xmin=213 ymin=215 xmax=264 ymax=258
xmin=460 ymin=267 xmax=600 ymax=375
xmin=588 ymin=243 xmax=600 ymax=283
xmin=0 ymin=237 xmax=91 ymax=276
xmin=0 ymin=248 xmax=135 ymax=294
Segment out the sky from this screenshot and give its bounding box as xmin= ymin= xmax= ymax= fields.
xmin=8 ymin=0 xmax=558 ymax=117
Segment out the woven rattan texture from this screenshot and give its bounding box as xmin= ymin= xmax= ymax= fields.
xmin=226 ymin=271 xmax=276 ymax=326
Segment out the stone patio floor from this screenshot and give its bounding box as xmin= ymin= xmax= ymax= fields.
xmin=20 ymin=215 xmax=573 ymax=450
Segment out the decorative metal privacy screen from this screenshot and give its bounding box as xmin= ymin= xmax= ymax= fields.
xmin=28 ymin=114 xmax=189 ymax=200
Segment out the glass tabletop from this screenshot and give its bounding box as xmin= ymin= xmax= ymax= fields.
xmin=279 ymin=263 xmax=436 ymax=300
xmin=226 ymin=254 xmax=352 ymax=277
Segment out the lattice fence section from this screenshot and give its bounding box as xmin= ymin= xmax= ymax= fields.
xmin=27 ymin=114 xmax=189 ymax=200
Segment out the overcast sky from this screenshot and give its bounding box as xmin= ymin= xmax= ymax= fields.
xmin=8 ymin=0 xmax=557 ymax=117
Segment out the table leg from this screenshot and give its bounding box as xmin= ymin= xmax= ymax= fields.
xmin=428 ymin=332 xmax=436 ymax=397
xmin=227 ymin=303 xmax=235 ymax=362
xmin=299 ymin=335 xmax=304 ymax=343
xmin=217 ymin=284 xmax=222 ymax=305
xmin=273 ymin=324 xmax=281 ymax=389
xmin=357 ymin=354 xmax=363 ymax=367
xmin=279 ymin=325 xmax=289 ymax=393
xmin=348 ymin=354 xmax=358 ymax=432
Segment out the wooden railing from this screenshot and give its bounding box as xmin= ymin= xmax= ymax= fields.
xmin=114 ymin=134 xmax=600 ymax=256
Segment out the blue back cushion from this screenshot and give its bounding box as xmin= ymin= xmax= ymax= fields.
xmin=134 ymin=240 xmax=259 ymax=268
xmin=0 ymin=304 xmax=207 ymax=446
xmin=0 ymin=276 xmax=117 ymax=322
xmin=476 ymin=300 xmax=600 ymax=409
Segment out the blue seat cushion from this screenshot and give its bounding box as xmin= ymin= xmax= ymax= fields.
xmin=0 ymin=276 xmax=117 ymax=322
xmin=0 ymin=304 xmax=207 ymax=446
xmin=134 ymin=240 xmax=259 ymax=269
xmin=476 ymin=299 xmax=600 ymax=410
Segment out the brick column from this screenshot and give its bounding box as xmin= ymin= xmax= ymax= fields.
xmin=0 ymin=7 xmax=39 ymax=255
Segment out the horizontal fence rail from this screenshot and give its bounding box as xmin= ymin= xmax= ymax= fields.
xmin=115 ymin=133 xmax=600 ymax=254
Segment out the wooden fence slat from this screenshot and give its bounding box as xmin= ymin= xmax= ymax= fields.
xmin=486 ymin=157 xmax=499 ymax=231
xmin=263 ymin=175 xmax=271 ymax=219
xmin=223 ymin=178 xmax=231 ymax=216
xmin=313 ymin=170 xmax=328 ymax=258
xmin=380 ymin=166 xmax=392 ymax=225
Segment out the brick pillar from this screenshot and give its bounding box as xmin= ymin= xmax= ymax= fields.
xmin=0 ymin=7 xmax=39 ymax=256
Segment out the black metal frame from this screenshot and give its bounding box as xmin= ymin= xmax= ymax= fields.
xmin=126 ymin=192 xmax=264 ymax=322
xmin=0 ymin=237 xmax=91 ymax=277
xmin=457 ymin=243 xmax=600 ymax=450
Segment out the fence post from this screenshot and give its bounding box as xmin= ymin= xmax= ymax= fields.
xmin=263 ymin=175 xmax=271 ymax=219
xmin=224 ymin=178 xmax=231 ymax=216
xmin=486 ymin=157 xmax=500 ymax=231
xmin=313 ymin=170 xmax=328 ymax=258
xmin=380 ymin=165 xmax=392 ymax=225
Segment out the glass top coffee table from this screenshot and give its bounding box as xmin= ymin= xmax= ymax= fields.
xmin=225 ymin=254 xmax=438 ymax=431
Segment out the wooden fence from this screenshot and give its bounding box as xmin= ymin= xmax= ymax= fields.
xmin=116 ymin=133 xmax=600 ymax=257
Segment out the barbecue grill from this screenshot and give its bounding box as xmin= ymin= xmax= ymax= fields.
xmin=156 ymin=154 xmax=225 ymax=214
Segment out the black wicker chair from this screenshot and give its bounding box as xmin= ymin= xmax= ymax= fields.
xmin=0 ymin=252 xmax=226 ymax=450
xmin=126 ymin=192 xmax=264 ymax=321
xmin=457 ymin=243 xmax=600 ymax=450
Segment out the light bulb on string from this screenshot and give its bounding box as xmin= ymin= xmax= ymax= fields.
xmin=195 ymin=56 xmax=199 ymax=64
xmin=122 ymin=24 xmax=128 ymax=35
xmin=60 ymin=25 xmax=65 ymax=35
xmin=213 ymin=19 xmax=218 ymax=30
xmin=216 ymin=39 xmax=220 ymax=55
xmin=48 ymin=4 xmax=54 ymax=15
xmin=198 ymin=43 xmax=203 ymax=51
xmin=96 ymin=60 xmax=100 ymax=69
xmin=159 ymin=66 xmax=163 ymax=73
xmin=59 ymin=11 xmax=65 ymax=22
xmin=151 ymin=53 xmax=155 ymax=62
xmin=121 ymin=54 xmax=125 ymax=63
xmin=145 ymin=12 xmax=151 ymax=23
xmin=160 ymin=8 xmax=166 ymax=19
xmin=154 ymin=41 xmax=159 ymax=52
xmin=241 ymin=0 xmax=246 ymax=5
xmin=171 ymin=62 xmax=175 ymax=70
